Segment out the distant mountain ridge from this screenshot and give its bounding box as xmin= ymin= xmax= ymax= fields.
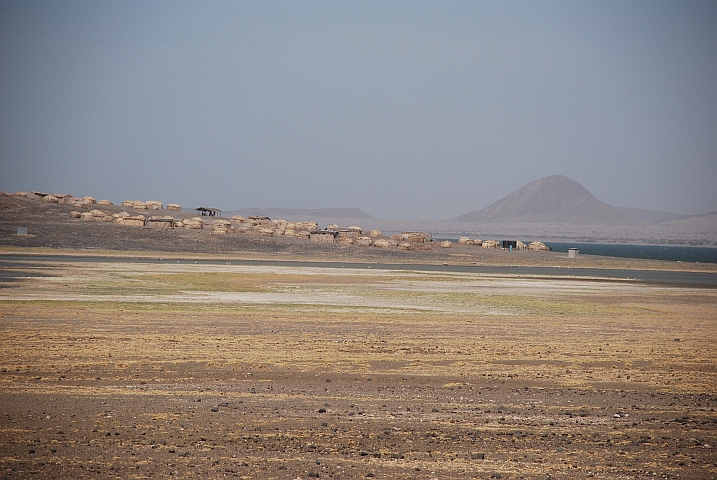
xmin=453 ymin=175 xmax=635 ymax=225
xmin=224 ymin=207 xmax=375 ymax=219
xmin=616 ymin=207 xmax=688 ymax=224
xmin=222 ymin=178 xmax=709 ymax=228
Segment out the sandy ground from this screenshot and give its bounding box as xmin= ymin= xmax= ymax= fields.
xmin=1 ymin=256 xmax=716 ymax=479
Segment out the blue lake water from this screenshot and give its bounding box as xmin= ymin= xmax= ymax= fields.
xmin=545 ymin=243 xmax=717 ymax=264
xmin=432 ymin=238 xmax=717 ymax=264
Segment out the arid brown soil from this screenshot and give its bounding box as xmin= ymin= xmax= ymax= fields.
xmin=1 ymin=193 xmax=716 ymax=479
xmin=1 ymin=296 xmax=716 ymax=480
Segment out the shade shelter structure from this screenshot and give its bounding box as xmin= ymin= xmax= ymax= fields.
xmin=195 ymin=207 xmax=222 ymax=217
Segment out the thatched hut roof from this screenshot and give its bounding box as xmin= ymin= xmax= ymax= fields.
xmin=356 ymin=236 xmax=373 ymax=246
xmin=373 ymin=239 xmax=397 ymax=248
xmin=528 ymin=241 xmax=549 ymax=251
xmin=310 ymin=230 xmax=338 ymax=243
xmin=147 ymin=217 xmax=174 ymax=228
xmin=401 ymin=232 xmax=432 ymax=243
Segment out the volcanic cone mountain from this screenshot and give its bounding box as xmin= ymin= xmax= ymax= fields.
xmin=454 ymin=175 xmax=635 ymax=225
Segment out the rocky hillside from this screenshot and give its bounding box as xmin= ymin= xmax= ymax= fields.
xmin=616 ymin=207 xmax=688 ymax=224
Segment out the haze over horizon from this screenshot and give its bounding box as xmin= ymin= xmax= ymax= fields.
xmin=2 ymin=1 xmax=716 ymax=219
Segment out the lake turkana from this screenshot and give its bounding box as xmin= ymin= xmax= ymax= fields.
xmin=546 ymin=242 xmax=717 ymax=264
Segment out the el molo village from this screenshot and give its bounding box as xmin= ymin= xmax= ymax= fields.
xmin=0 ymin=178 xmax=715 ymax=480
xmin=9 ymin=190 xmax=552 ymax=253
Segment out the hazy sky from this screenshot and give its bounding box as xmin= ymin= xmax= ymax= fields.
xmin=1 ymin=1 xmax=716 ymax=219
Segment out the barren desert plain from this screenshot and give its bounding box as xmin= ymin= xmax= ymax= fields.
xmin=1 ymin=193 xmax=716 ymax=479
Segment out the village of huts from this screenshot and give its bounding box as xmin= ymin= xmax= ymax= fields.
xmin=8 ymin=190 xmax=552 ymax=252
